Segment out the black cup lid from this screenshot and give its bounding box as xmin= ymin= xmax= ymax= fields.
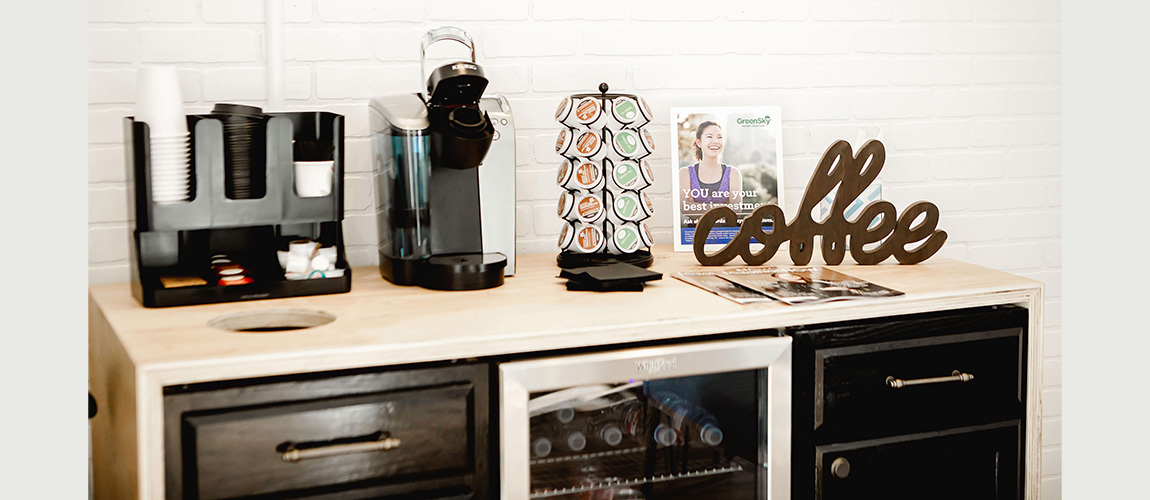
xmin=212 ymin=103 xmax=264 ymax=117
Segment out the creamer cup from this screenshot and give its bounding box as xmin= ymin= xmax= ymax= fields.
xmin=574 ymin=129 xmax=607 ymax=161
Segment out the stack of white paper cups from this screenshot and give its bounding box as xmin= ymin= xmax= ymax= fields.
xmin=135 ymin=66 xmax=191 ymax=204
xmin=556 ymin=92 xmax=655 ymax=255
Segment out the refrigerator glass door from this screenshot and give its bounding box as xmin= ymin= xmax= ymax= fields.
xmin=500 ymin=337 xmax=791 ymax=500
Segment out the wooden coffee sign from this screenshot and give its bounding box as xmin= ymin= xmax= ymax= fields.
xmin=693 ymin=140 xmax=947 ymax=266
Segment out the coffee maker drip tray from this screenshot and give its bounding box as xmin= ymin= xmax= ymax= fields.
xmin=419 ymin=252 xmax=507 ymax=290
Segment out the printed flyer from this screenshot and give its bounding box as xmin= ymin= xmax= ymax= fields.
xmin=670 ymin=106 xmax=784 ymax=251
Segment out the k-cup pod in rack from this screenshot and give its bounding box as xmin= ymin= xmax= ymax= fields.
xmin=608 ymin=95 xmax=646 ymax=128
xmin=559 ymin=191 xmax=606 ymax=224
xmin=558 ymin=222 xmax=606 ymax=253
xmin=607 ymin=190 xmax=648 ymax=224
xmin=608 ymin=160 xmax=650 ymax=191
xmin=555 ymin=96 xmax=605 ymax=129
xmin=607 ymin=221 xmax=652 ymax=254
xmin=573 ymin=129 xmax=608 ymax=161
xmin=557 ymin=158 xmax=605 ymax=191
xmin=606 ymin=128 xmax=654 ymax=161
xmin=555 ymin=127 xmax=575 ymax=158
xmin=638 ymin=190 xmax=656 ymax=219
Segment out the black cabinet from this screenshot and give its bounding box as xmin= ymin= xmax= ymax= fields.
xmin=163 ymin=363 xmax=489 ymax=500
xmin=787 ymin=306 xmax=1028 ymax=500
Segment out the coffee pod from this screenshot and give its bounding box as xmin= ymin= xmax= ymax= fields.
xmin=638 ymin=221 xmax=654 ymax=248
xmin=609 ymin=190 xmax=646 ymax=224
xmin=607 ymin=128 xmax=651 ymax=161
xmin=573 ymin=96 xmax=605 ymax=127
xmin=639 ymin=191 xmax=655 ymax=218
xmin=635 ymin=96 xmax=654 ymax=127
xmin=559 ymin=159 xmax=604 ymax=191
xmin=574 ymin=222 xmax=606 ymax=253
xmin=573 ymin=129 xmax=607 ymax=161
xmin=610 ymin=96 xmax=643 ymax=127
xmin=561 ymin=222 xmax=606 ymax=253
xmin=554 ymin=127 xmax=576 ymax=158
xmin=557 ymin=222 xmax=575 ymax=251
xmin=609 ymin=160 xmax=648 ymax=191
xmin=640 ymin=128 xmax=656 ymax=156
xmin=573 ymin=191 xmax=606 ymax=224
xmin=607 ymin=222 xmax=643 ymax=254
xmin=219 ymin=275 xmax=254 ymax=286
xmin=557 ymin=191 xmax=576 ymax=220
xmin=555 ymin=96 xmax=581 ymax=128
xmin=639 ymin=159 xmax=656 ymax=187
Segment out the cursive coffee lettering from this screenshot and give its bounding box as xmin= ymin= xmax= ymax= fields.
xmin=693 ymin=140 xmax=946 ymax=266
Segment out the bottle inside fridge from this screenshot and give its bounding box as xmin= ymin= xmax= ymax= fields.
xmin=525 ymin=370 xmax=760 ymax=500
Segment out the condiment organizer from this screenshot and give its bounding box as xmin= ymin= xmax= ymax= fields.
xmin=554 ymin=83 xmax=656 ymax=269
xmin=124 ymin=111 xmax=351 ymax=307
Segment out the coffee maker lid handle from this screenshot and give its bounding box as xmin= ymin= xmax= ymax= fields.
xmin=420 ymin=27 xmax=477 ymax=91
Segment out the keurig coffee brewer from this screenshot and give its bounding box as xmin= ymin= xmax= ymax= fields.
xmin=370 ymin=27 xmax=516 ymax=290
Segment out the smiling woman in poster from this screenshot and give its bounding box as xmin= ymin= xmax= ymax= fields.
xmin=678 ymin=121 xmax=743 ymax=207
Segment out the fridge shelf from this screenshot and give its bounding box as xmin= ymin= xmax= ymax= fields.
xmin=530 ymin=464 xmax=744 ymax=499
xmin=529 ymin=444 xmax=741 ymax=499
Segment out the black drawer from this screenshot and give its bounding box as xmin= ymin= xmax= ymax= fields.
xmin=164 ymin=363 xmax=488 ymax=500
xmin=186 ymin=385 xmax=471 ymax=500
xmin=815 ymin=421 xmax=1020 ymax=500
xmin=814 ymin=327 xmax=1023 ymax=441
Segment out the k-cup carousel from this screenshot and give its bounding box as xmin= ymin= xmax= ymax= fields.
xmin=554 ymin=83 xmax=656 ymax=269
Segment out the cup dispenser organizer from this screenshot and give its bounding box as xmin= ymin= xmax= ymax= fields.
xmin=124 ymin=111 xmax=351 ymax=307
xmin=555 ymin=83 xmax=657 ymax=269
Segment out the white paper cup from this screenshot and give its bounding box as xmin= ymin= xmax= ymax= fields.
xmin=293 ymin=160 xmax=334 ymax=198
xmin=289 ymin=240 xmax=319 ymax=258
xmin=285 ymin=253 xmax=309 ymax=273
xmin=135 ymin=66 xmax=188 ymax=138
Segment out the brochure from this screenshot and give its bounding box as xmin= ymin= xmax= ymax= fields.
xmin=673 ymin=267 xmax=903 ymax=306
xmin=670 ymin=106 xmax=784 ymax=252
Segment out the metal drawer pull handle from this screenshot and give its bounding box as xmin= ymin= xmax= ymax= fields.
xmin=885 ymin=370 xmax=973 ymax=389
xmin=281 ymin=436 xmax=402 ymax=463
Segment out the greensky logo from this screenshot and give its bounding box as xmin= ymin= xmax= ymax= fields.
xmin=736 ymin=115 xmax=772 ymax=126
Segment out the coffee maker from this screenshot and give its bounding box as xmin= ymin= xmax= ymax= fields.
xmin=370 ymin=27 xmax=516 ymax=290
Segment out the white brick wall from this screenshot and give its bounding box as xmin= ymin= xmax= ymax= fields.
xmin=88 ymin=1 xmax=1062 ymax=496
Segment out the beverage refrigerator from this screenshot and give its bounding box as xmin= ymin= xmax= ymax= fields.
xmin=498 ymin=336 xmax=792 ymax=500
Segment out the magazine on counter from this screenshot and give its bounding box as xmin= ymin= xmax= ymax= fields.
xmin=673 ymin=267 xmax=903 ymax=306
xmin=670 ymin=106 xmax=784 ymax=252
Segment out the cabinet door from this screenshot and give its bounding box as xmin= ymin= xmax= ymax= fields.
xmin=815 ymin=422 xmax=1020 ymax=500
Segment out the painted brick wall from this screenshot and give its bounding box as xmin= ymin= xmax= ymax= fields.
xmin=87 ymin=1 xmax=1062 ymax=496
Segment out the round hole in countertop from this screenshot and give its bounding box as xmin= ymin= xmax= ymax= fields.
xmin=208 ymin=309 xmax=335 ymax=333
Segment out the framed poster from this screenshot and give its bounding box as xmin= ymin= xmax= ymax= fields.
xmin=670 ymin=106 xmax=784 ymax=251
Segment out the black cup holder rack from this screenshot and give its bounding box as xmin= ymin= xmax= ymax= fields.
xmin=124 ymin=111 xmax=351 ymax=307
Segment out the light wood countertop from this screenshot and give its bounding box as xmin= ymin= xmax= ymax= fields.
xmin=89 ymin=246 xmax=1041 ymax=386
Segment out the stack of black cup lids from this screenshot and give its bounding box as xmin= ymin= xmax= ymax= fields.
xmin=212 ymin=103 xmax=266 ymax=200
xmin=554 ymin=92 xmax=656 ymax=256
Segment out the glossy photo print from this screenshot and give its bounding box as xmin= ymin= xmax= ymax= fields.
xmin=670 ymin=107 xmax=784 ymax=251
